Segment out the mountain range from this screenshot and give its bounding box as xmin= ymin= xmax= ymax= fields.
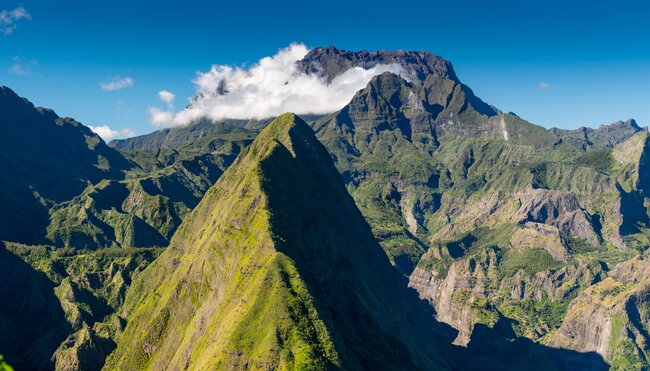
xmin=1 ymin=46 xmax=649 ymax=370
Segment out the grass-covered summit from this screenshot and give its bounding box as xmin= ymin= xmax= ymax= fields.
xmin=105 ymin=113 xmax=451 ymax=370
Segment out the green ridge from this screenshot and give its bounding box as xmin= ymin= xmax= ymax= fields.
xmin=105 ymin=113 xmax=450 ymax=370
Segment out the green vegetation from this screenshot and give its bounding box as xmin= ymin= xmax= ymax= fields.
xmin=0 ymin=241 xmax=161 ymax=369
xmin=498 ymin=248 xmax=564 ymax=278
xmin=500 ymin=297 xmax=573 ymax=340
xmin=609 ymin=313 xmax=649 ymax=370
xmin=0 ymin=356 xmax=13 ymax=371
xmin=107 ymin=114 xmax=450 ymax=370
xmin=3 ymin=49 xmax=650 ymax=370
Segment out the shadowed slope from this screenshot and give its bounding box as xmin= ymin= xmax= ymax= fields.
xmin=0 ymin=86 xmax=133 ymax=244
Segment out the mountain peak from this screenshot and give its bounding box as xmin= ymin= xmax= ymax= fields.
xmin=0 ymin=85 xmax=34 ymax=111
xmin=107 ymin=112 xmax=450 ymax=370
xmin=550 ymin=118 xmax=645 ymax=149
xmin=243 ymin=112 xmax=322 ymax=161
xmin=256 ymin=112 xmax=307 ymax=141
xmin=297 ymin=46 xmax=458 ymax=84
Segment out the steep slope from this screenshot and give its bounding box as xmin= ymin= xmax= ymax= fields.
xmin=106 ymin=113 xmax=451 ymax=370
xmin=0 ymin=86 xmax=133 ymax=244
xmin=47 ymin=127 xmax=254 ymax=249
xmin=313 ymin=71 xmax=557 ymax=274
xmin=547 ymin=255 xmax=650 ymax=369
xmin=0 ymin=241 xmax=160 ymax=370
xmin=0 ymin=86 xmax=256 ymax=249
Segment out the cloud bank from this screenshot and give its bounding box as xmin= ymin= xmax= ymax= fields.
xmin=100 ymin=76 xmax=134 ymax=91
xmin=89 ymin=125 xmax=135 ymax=140
xmin=0 ymin=7 xmax=31 ymax=35
xmin=149 ymin=43 xmax=407 ymax=127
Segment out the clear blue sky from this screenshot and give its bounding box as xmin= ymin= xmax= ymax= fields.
xmin=1 ymin=0 xmax=649 ymax=137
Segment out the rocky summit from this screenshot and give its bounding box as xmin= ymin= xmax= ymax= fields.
xmin=0 ymin=46 xmax=648 ymax=370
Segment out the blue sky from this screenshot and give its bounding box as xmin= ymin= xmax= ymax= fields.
xmin=1 ymin=0 xmax=649 ymax=138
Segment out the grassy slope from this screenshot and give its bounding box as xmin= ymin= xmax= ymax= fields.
xmin=106 ymin=114 xmax=450 ymax=370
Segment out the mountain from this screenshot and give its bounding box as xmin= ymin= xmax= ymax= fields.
xmin=105 ymin=113 xmax=452 ymax=370
xmin=301 ymin=48 xmax=650 ymax=366
xmin=550 ymin=118 xmax=643 ymax=150
xmin=297 ymin=46 xmax=459 ymax=84
xmin=1 ymin=45 xmax=648 ymax=370
xmin=0 ymin=241 xmax=160 ymax=370
xmin=109 ymin=119 xmax=265 ymax=153
xmin=311 ymin=70 xmax=558 ymax=275
xmin=0 ymin=87 xmax=132 ymax=244
xmin=0 ymin=87 xmax=257 ymax=250
xmin=46 ymin=121 xmax=255 ymax=249
xmin=310 ymin=69 xmax=650 ymax=357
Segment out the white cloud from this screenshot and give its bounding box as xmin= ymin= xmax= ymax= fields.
xmin=148 ymin=43 xmax=408 ymax=127
xmin=0 ymin=7 xmax=31 ymax=35
xmin=100 ymin=76 xmax=134 ymax=91
xmin=8 ymin=56 xmax=37 ymax=76
xmin=147 ymin=107 xmax=174 ymax=126
xmin=158 ymin=90 xmax=175 ymax=104
xmin=538 ymin=81 xmax=551 ymax=90
xmin=89 ymin=125 xmax=135 ymax=140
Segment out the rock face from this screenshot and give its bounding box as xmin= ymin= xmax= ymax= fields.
xmin=106 ymin=114 xmax=451 ymax=370
xmin=297 ymin=45 xmax=458 ymax=84
xmin=547 ymin=257 xmax=650 ymax=368
xmin=510 ymin=222 xmax=569 ymax=262
xmin=514 ymin=188 xmax=600 ymax=246
xmin=409 ymin=245 xmax=607 ymax=347
xmin=410 ymin=261 xmax=487 ymax=345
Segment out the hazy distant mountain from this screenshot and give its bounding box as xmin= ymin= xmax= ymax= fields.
xmin=550 ymin=119 xmax=643 ymax=150
xmin=109 ymin=119 xmax=267 ymax=153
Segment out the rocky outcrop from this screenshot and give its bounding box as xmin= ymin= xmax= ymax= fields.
xmin=508 ymin=259 xmax=605 ymax=302
xmin=410 ymin=239 xmax=606 ymax=346
xmin=297 ymin=46 xmax=458 ymax=84
xmin=509 ymin=222 xmax=570 ymax=261
xmin=410 ymin=263 xmax=485 ymax=345
xmin=54 ymin=323 xmax=114 ymax=371
xmin=515 ymin=187 xmax=600 ymax=245
xmin=547 ymin=256 xmax=650 ymax=366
